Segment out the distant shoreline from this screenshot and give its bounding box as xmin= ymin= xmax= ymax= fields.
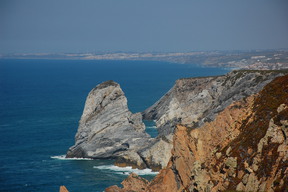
xmin=1 ymin=49 xmax=288 ymax=70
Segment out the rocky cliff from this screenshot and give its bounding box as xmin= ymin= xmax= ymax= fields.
xmin=67 ymin=70 xmax=287 ymax=171
xmin=135 ymin=70 xmax=287 ymax=170
xmin=143 ymin=70 xmax=287 ymax=134
xmin=107 ymin=74 xmax=288 ymax=192
xmin=66 ymin=80 xmax=151 ymax=159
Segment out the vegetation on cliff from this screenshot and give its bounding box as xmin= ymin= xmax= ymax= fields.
xmin=106 ymin=74 xmax=288 ymax=192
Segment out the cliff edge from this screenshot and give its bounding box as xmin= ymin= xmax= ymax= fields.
xmin=134 ymin=70 xmax=287 ymax=171
xmin=143 ymin=70 xmax=287 ymax=134
xmin=106 ymin=74 xmax=288 ymax=192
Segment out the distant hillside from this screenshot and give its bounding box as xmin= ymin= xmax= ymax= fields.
xmin=2 ymin=49 xmax=288 ymax=70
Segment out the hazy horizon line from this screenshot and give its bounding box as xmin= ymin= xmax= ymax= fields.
xmin=2 ymin=48 xmax=288 ymax=56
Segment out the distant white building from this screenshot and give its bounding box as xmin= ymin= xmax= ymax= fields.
xmin=251 ymin=56 xmax=266 ymax=59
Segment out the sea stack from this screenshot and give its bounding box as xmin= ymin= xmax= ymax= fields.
xmin=66 ymin=80 xmax=150 ymax=159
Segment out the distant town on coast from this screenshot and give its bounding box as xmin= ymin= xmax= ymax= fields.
xmin=2 ymin=49 xmax=288 ymax=70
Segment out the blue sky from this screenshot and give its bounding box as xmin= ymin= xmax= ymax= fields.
xmin=1 ymin=0 xmax=288 ymax=54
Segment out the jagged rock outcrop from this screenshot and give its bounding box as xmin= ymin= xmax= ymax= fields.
xmin=105 ymin=173 xmax=149 ymax=192
xmin=107 ymin=74 xmax=288 ymax=192
xmin=66 ymin=80 xmax=151 ymax=159
xmin=66 ymin=70 xmax=288 ymax=173
xmin=136 ymin=70 xmax=287 ymax=170
xmin=114 ymin=135 xmax=173 ymax=171
xmin=137 ymin=135 xmax=174 ymax=171
xmin=143 ymin=70 xmax=287 ymax=135
xmin=59 ymin=186 xmax=69 ymax=192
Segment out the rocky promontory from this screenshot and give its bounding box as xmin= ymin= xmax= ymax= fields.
xmin=143 ymin=70 xmax=287 ymax=134
xmin=106 ymin=73 xmax=288 ymax=192
xmin=137 ymin=70 xmax=287 ymax=170
xmin=67 ymin=70 xmax=288 ymax=172
xmin=66 ymin=80 xmax=151 ymax=159
xmin=63 ymin=70 xmax=288 ymax=191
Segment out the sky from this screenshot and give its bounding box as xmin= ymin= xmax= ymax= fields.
xmin=0 ymin=0 xmax=288 ymax=54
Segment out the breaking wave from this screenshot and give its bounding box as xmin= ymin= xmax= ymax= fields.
xmin=50 ymin=155 xmax=93 ymax=160
xmin=93 ymin=165 xmax=159 ymax=175
xmin=146 ymin=125 xmax=157 ymax=129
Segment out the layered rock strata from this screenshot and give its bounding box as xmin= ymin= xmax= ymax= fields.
xmin=136 ymin=70 xmax=287 ymax=170
xmin=106 ymin=74 xmax=288 ymax=192
xmin=66 ymin=80 xmax=151 ymax=159
xmin=143 ymin=70 xmax=287 ymax=134
xmin=67 ymin=70 xmax=287 ymax=171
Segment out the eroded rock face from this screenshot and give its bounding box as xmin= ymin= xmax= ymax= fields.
xmin=138 ymin=134 xmax=174 ymax=171
xmin=66 ymin=70 xmax=288 ymax=174
xmin=105 ymin=173 xmax=149 ymax=192
xmin=66 ymin=80 xmax=150 ymax=159
xmin=138 ymin=70 xmax=287 ymax=171
xmin=107 ymin=74 xmax=288 ymax=192
xmin=143 ymin=70 xmax=286 ymax=135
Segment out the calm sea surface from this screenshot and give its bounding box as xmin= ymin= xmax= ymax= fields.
xmin=0 ymin=59 xmax=230 ymax=192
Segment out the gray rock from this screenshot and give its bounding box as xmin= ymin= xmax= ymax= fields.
xmin=140 ymin=70 xmax=287 ymax=170
xmin=66 ymin=80 xmax=150 ymax=159
xmin=137 ymin=134 xmax=173 ymax=171
xmin=143 ymin=70 xmax=287 ymax=135
xmin=66 ymin=70 xmax=287 ymax=170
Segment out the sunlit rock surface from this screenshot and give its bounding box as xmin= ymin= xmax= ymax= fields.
xmin=66 ymin=81 xmax=151 ymax=159
xmin=139 ymin=70 xmax=287 ymax=170
xmin=107 ymin=74 xmax=288 ymax=192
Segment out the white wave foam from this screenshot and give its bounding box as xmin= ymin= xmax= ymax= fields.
xmin=51 ymin=155 xmax=93 ymax=160
xmin=93 ymin=165 xmax=158 ymax=175
xmin=146 ymin=125 xmax=157 ymax=129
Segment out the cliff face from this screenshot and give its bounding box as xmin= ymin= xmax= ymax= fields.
xmin=107 ymin=74 xmax=288 ymax=192
xmin=66 ymin=71 xmax=287 ymax=173
xmin=66 ymin=80 xmax=151 ymax=159
xmin=143 ymin=70 xmax=286 ymax=135
xmin=137 ymin=70 xmax=287 ymax=170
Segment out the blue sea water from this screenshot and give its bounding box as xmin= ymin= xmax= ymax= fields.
xmin=0 ymin=59 xmax=230 ymax=192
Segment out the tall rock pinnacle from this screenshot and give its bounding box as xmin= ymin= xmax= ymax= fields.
xmin=66 ymin=80 xmax=150 ymax=159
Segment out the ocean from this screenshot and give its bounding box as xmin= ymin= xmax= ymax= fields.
xmin=0 ymin=59 xmax=230 ymax=192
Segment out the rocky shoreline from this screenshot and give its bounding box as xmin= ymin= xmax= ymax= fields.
xmin=64 ymin=69 xmax=288 ymax=192
xmin=104 ymin=74 xmax=288 ymax=192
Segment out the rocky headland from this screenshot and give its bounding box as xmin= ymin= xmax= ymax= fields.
xmin=105 ymin=73 xmax=288 ymax=192
xmin=67 ymin=70 xmax=287 ymax=169
xmin=136 ymin=70 xmax=287 ymax=171
xmin=64 ymin=69 xmax=288 ymax=192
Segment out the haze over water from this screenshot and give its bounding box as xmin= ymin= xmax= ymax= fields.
xmin=1 ymin=0 xmax=287 ymax=54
